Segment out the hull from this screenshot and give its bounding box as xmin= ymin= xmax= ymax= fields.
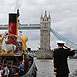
xmin=0 ymin=54 xmax=37 ymax=77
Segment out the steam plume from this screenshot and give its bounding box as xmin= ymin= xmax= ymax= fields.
xmin=14 ymin=0 xmax=22 ymax=11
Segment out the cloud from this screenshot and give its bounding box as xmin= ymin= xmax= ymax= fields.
xmin=27 ymin=40 xmax=40 ymax=50
xmin=22 ymin=30 xmax=40 ymax=41
xmin=14 ymin=0 xmax=22 ymax=11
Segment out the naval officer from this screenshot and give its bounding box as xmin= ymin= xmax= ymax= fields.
xmin=53 ymin=40 xmax=75 ymax=77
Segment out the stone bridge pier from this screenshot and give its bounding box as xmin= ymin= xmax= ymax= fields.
xmin=37 ymin=11 xmax=53 ymax=59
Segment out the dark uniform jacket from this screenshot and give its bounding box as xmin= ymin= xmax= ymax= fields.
xmin=54 ymin=48 xmax=75 ymax=75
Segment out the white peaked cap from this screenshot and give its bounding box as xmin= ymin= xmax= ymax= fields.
xmin=56 ymin=40 xmax=65 ymax=44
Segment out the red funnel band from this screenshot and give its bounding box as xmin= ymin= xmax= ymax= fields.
xmin=8 ymin=13 xmax=17 ymax=45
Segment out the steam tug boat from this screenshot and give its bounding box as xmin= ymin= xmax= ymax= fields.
xmin=0 ymin=10 xmax=37 ymax=77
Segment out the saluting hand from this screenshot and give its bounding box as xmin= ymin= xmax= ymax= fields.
xmin=64 ymin=45 xmax=69 ymax=48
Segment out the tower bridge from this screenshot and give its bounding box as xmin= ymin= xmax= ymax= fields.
xmin=0 ymin=11 xmax=77 ymax=59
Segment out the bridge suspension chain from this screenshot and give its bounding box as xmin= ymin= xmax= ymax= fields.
xmin=50 ymin=28 xmax=77 ymax=50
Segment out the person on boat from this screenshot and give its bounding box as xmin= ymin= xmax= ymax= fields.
xmin=53 ymin=40 xmax=75 ymax=77
xmin=19 ymin=61 xmax=24 ymax=76
xmin=22 ymin=61 xmax=25 ymax=71
xmin=1 ymin=64 xmax=5 ymax=70
xmin=3 ymin=65 xmax=9 ymax=77
xmin=1 ymin=69 xmax=4 ymax=77
xmin=0 ymin=67 xmax=4 ymax=77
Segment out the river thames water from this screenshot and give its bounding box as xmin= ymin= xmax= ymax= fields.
xmin=34 ymin=57 xmax=77 ymax=77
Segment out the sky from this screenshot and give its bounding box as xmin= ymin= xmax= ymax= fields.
xmin=0 ymin=0 xmax=77 ymax=50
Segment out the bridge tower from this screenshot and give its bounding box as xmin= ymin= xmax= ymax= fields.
xmin=37 ymin=11 xmax=53 ymax=59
